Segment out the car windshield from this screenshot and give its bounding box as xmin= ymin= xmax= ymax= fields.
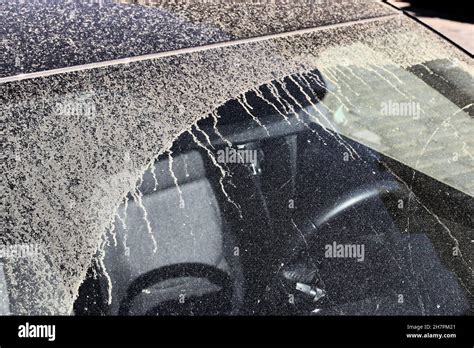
xmin=2 ymin=0 xmax=473 ymax=316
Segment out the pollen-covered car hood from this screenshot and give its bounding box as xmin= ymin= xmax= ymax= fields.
xmin=1 ymin=0 xmax=473 ymax=314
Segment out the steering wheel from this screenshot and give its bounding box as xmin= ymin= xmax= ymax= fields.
xmin=118 ymin=263 xmax=233 ymax=316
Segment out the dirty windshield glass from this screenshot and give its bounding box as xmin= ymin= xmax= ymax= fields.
xmin=2 ymin=1 xmax=473 ymax=318
xmin=72 ymin=59 xmax=472 ymax=316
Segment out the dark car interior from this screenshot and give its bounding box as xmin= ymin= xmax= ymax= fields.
xmin=74 ymin=67 xmax=472 ymax=316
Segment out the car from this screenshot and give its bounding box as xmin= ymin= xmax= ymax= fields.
xmin=1 ymin=0 xmax=473 ymax=319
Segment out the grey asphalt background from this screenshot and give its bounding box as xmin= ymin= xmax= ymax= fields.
xmin=389 ymin=1 xmax=474 ymax=54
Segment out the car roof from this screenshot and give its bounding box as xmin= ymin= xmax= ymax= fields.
xmin=1 ymin=0 xmax=397 ymax=80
